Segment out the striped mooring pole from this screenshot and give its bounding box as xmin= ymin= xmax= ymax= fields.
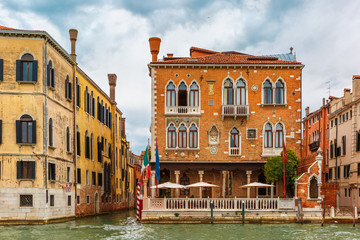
xmin=136 ymin=182 xmax=143 ymax=222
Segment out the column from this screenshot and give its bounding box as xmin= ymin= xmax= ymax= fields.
xmin=143 ymin=178 xmax=148 ymax=199
xmin=246 ymin=171 xmax=252 ymax=198
xmin=198 ymin=170 xmax=204 ymax=198
xmin=151 ymin=170 xmax=156 ymax=197
xmin=222 ymin=171 xmax=227 ymax=198
xmin=175 ymin=170 xmax=180 ymax=198
xmin=271 ymin=182 xmax=274 ymax=199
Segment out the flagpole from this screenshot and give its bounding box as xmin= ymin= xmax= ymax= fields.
xmin=283 ymin=139 xmax=286 ymax=198
xmin=156 ymin=138 xmax=159 ymax=198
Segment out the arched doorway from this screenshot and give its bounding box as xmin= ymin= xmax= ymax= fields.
xmin=95 ymin=193 xmax=99 ymax=214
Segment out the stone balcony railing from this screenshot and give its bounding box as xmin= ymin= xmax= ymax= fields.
xmin=144 ymin=197 xmax=295 ymax=211
xmin=222 ymin=105 xmax=249 ymax=120
xmin=229 ymin=147 xmax=240 ymax=156
xmin=165 ymin=106 xmax=200 ymax=115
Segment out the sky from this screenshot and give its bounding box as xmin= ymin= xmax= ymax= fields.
xmin=1 ymin=0 xmax=360 ymax=154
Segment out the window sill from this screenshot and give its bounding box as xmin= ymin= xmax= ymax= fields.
xmin=66 ymin=151 xmax=73 ymax=155
xmin=48 ymin=145 xmax=56 ymax=150
xmin=18 ymin=143 xmax=35 ymax=147
xmin=307 ymin=198 xmax=321 ymax=201
xmin=48 ymin=86 xmax=55 ymax=91
xmin=261 ymin=104 xmax=287 ymax=107
xmin=49 ymin=180 xmax=56 ymax=183
xmin=17 ymin=81 xmax=36 ymax=84
xmin=165 ymin=148 xmax=200 ymax=151
xmin=66 ymin=98 xmax=72 ymax=102
xmin=18 ymin=179 xmax=35 ymax=182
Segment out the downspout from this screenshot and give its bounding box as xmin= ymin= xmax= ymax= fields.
xmin=44 ymin=39 xmax=48 ymax=191
xmin=300 ymin=67 xmax=303 ymax=160
xmin=73 ymin=62 xmax=77 ymax=210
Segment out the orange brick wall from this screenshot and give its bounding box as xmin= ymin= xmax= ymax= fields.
xmin=153 ymin=66 xmax=302 ymax=162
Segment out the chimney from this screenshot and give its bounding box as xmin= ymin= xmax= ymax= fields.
xmin=108 ymin=74 xmax=117 ymax=104
xmin=69 ymin=29 xmax=78 ymax=62
xmin=167 ymin=53 xmax=173 ymax=58
xmin=322 ymin=98 xmax=325 ymax=106
xmin=149 ymin=37 xmax=161 ymax=62
xmin=353 ymin=75 xmax=360 ymax=99
xmin=305 ymin=106 xmax=309 ymax=116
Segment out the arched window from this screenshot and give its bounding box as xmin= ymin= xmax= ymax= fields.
xmin=263 ymin=80 xmax=272 ymax=104
xmin=309 ymin=177 xmax=318 ymax=198
xmin=189 ymin=82 xmax=199 ymax=107
xmin=17 ymin=114 xmax=36 ymax=144
xmin=76 ymin=78 xmax=80 ymax=107
xmin=17 ymin=53 xmax=37 ymax=82
xmin=189 ymin=124 xmax=198 ymax=148
xmin=90 ymin=91 xmax=94 ymax=116
xmin=90 ymin=133 xmax=94 ymax=160
xmin=65 ymin=75 xmax=72 ymax=100
xmin=223 ymin=79 xmax=234 ymax=105
xmin=166 ymin=82 xmax=176 ymax=107
xmin=180 ymin=173 xmax=190 ymax=195
xmin=275 ymin=80 xmax=284 ymax=104
xmin=264 ymin=123 xmax=273 ymax=148
xmin=84 ymin=87 xmax=88 ymax=113
xmin=167 ymin=124 xmax=176 ymax=148
xmin=47 ymin=60 xmax=55 ymax=88
xmin=236 ymin=79 xmax=246 ymax=105
xmin=275 ymin=123 xmax=284 ymax=148
xmin=178 ymin=124 xmax=187 ymax=148
xmin=230 ymin=128 xmax=239 ymax=148
xmin=178 ymin=82 xmax=187 ymax=106
xmin=66 ymin=126 xmax=71 ymax=152
xmin=85 ymin=131 xmax=90 ymax=159
xmin=49 ymin=118 xmax=53 ymax=147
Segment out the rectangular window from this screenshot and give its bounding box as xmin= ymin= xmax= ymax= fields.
xmin=87 ymin=195 xmax=90 ymax=204
xmin=77 ymin=168 xmax=81 ymax=184
xmin=17 ymin=161 xmax=35 ymax=179
xmin=76 ymin=84 xmax=81 ymax=107
xmin=325 ymin=173 xmax=329 ymax=182
xmin=344 ymin=165 xmax=350 ymax=178
xmin=92 ymin=171 xmax=96 ymax=186
xmin=358 ymin=163 xmax=360 ymax=176
xmin=337 ymin=166 xmax=340 ymax=179
xmin=86 ymin=170 xmax=89 ymax=185
xmin=357 ymin=131 xmax=360 ymax=152
xmin=331 ymin=120 xmax=333 ymax=128
xmin=342 ymin=136 xmax=346 ymax=155
xmin=68 ymin=196 xmax=71 ymax=206
xmin=98 ymin=173 xmax=103 ymax=186
xmin=48 ymin=163 xmax=56 ymax=181
xmin=345 ymin=188 xmax=347 ymax=197
xmin=77 ymin=195 xmax=80 ymax=205
xmin=0 ymin=119 xmax=2 ymax=144
xmin=67 ymin=166 xmax=71 ymax=182
xmin=329 ymin=168 xmax=333 ymax=180
xmin=20 ymin=195 xmax=33 ymax=207
xmin=50 ymin=195 xmax=54 ymax=207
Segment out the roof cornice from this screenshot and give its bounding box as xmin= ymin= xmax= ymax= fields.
xmin=148 ymin=63 xmax=304 ymax=69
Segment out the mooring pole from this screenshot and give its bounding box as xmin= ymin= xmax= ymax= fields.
xmin=321 ymin=190 xmax=326 ymax=227
xmin=242 ymin=200 xmax=245 ymax=225
xmin=210 ymin=200 xmax=214 ymax=224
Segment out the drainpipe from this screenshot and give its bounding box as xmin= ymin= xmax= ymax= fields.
xmin=45 ymin=39 xmax=48 ymax=191
xmin=300 ymin=68 xmax=303 ymax=159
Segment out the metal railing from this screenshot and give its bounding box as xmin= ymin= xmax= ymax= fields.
xmin=222 ymin=105 xmax=249 ymax=118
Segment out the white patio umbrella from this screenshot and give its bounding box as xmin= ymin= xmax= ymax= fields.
xmin=240 ymin=182 xmax=275 ymax=198
xmin=186 ymin=182 xmax=219 ymax=188
xmin=150 ymin=182 xmax=187 ymax=189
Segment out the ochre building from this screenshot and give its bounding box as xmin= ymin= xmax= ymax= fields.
xmin=148 ymin=38 xmax=303 ymax=198
xmin=0 ymin=26 xmax=134 ymax=222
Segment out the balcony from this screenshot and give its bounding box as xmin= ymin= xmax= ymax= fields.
xmin=309 ymin=141 xmax=320 ymax=152
xmin=165 ymin=106 xmax=200 ymax=116
xmin=222 ymin=105 xmax=249 ymax=120
xmin=229 ymin=147 xmax=240 ymax=156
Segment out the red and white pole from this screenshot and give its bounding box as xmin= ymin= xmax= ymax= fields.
xmin=136 ymin=182 xmax=142 ymax=222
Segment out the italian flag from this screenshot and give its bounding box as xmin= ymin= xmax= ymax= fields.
xmin=141 ymin=146 xmax=151 ymax=180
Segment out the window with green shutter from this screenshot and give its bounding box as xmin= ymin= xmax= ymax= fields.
xmin=16 ymin=54 xmax=37 ymax=82
xmin=17 ymin=161 xmax=35 ymax=179
xmin=0 ymin=59 xmax=3 ymax=81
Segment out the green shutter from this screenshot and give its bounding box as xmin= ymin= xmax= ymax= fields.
xmin=0 ymin=59 xmax=3 ymax=81
xmin=16 ymin=120 xmax=21 ymax=143
xmin=32 ymin=60 xmax=38 ymax=82
xmin=17 ymin=161 xmax=21 ymax=179
xmin=51 ymin=68 xmax=55 ymax=88
xmin=31 ymin=162 xmax=35 ymax=179
xmin=16 ymin=60 xmax=21 ymax=81
xmin=47 ymin=64 xmax=50 ymax=86
xmin=0 ymin=120 xmax=2 ymax=144
xmin=32 ymin=120 xmax=36 ymax=144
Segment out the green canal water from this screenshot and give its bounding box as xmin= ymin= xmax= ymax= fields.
xmin=1 ymin=211 xmax=360 ymax=240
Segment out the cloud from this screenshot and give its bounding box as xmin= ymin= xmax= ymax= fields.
xmin=2 ymin=0 xmax=360 ymax=154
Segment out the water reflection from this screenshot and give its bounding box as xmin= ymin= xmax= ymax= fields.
xmin=1 ymin=211 xmax=360 ymax=240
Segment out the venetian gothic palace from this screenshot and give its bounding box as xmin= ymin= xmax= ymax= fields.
xmin=148 ymin=38 xmax=303 ymax=198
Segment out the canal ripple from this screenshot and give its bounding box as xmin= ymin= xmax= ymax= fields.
xmin=1 ymin=211 xmax=360 ymax=240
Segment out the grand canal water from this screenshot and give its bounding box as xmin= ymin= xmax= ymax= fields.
xmin=1 ymin=211 xmax=360 ymax=240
